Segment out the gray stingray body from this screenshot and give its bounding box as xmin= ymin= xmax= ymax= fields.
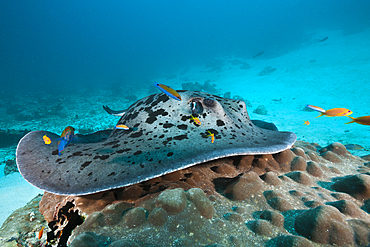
xmin=16 ymin=91 xmax=296 ymax=195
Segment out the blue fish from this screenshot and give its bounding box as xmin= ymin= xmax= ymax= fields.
xmin=154 ymin=83 xmax=181 ymax=101
xmin=57 ymin=126 xmax=75 ymax=155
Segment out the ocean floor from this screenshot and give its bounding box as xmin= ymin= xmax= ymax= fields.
xmin=0 ymin=28 xmax=369 ymax=245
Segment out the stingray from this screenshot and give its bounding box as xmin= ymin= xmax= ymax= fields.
xmin=16 ymin=90 xmax=296 ymax=196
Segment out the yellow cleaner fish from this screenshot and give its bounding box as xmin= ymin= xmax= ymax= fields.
xmin=115 ymin=124 xmax=130 ymax=130
xmin=207 ymin=130 xmax=215 ymax=143
xmin=189 ymin=115 xmax=201 ymax=126
xmin=154 ymin=83 xmax=182 ymax=101
xmin=303 ymin=120 xmax=310 ymax=125
xmin=306 ymin=105 xmax=352 ymax=117
xmin=43 ymin=135 xmax=52 ymax=145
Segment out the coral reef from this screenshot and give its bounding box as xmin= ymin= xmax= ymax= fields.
xmin=2 ymin=141 xmax=370 ymax=246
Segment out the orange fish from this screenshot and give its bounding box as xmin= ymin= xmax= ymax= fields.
xmin=306 ymin=105 xmax=352 ymax=117
xmin=207 ymin=130 xmax=215 ymax=143
xmin=43 ymin=135 xmax=52 ymax=145
xmin=115 ymin=124 xmax=130 ymax=130
xmin=154 ymin=83 xmax=182 ymax=101
xmin=303 ymin=120 xmax=310 ymax=125
xmin=346 ymin=115 xmax=370 ymax=125
xmin=189 ymin=115 xmax=201 ymax=126
xmin=38 ymin=226 xmax=44 ymax=239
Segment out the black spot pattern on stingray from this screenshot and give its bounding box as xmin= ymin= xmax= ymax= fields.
xmin=124 ymin=110 xmax=140 ymax=122
xmin=163 ymin=123 xmax=174 ymax=128
xmin=167 ymin=152 xmax=174 ymax=157
xmin=129 ymin=130 xmax=143 ymax=138
xmin=93 ymin=155 xmax=110 ymax=160
xmin=134 ymin=151 xmax=142 ymax=155
xmin=72 ymin=151 xmax=83 ymax=157
xmin=162 ymin=137 xmax=173 ymax=146
xmin=217 ymin=120 xmax=225 ymax=126
xmin=81 ymin=161 xmax=92 ymax=169
xmin=145 ymin=109 xmax=168 ymax=124
xmin=177 ymin=124 xmax=188 ymax=130
xmin=173 ymin=135 xmax=188 ymax=141
xmin=181 ymin=116 xmax=188 ymax=121
xmin=108 ymin=172 xmax=116 ymax=177
xmin=116 ymin=148 xmax=132 ymax=154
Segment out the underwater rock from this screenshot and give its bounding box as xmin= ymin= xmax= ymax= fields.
xmin=332 ymin=174 xmax=370 ymax=200
xmin=4 ymin=159 xmax=18 ymax=175
xmin=258 ymin=66 xmax=276 ymax=76
xmin=306 ymin=161 xmax=324 ymax=177
xmin=253 ymin=105 xmax=268 ymax=115
xmin=260 ymin=171 xmax=281 ymax=186
xmin=326 ymin=199 xmax=369 ymax=219
xmin=255 ymin=210 xmax=285 ymax=228
xmin=0 ymin=195 xmax=46 ymax=246
xmin=294 ymin=205 xmax=354 ymax=245
xmin=266 ymin=235 xmax=314 ymax=247
xmin=285 ymin=171 xmax=313 ymax=185
xmin=223 ymin=172 xmax=264 ymax=200
xmin=290 ymin=156 xmax=307 ymax=171
xmin=321 ymin=150 xmax=343 ymax=163
xmin=155 ymin=188 xmax=187 ymax=215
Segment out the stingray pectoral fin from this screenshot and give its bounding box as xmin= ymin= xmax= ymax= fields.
xmin=103 ymin=105 xmax=126 ymax=116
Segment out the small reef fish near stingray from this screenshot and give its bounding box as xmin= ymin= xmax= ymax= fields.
xmin=154 ymin=83 xmax=182 ymax=101
xmin=207 ymin=130 xmax=215 ymax=143
xmin=303 ymin=120 xmax=310 ymax=125
xmin=189 ymin=115 xmax=201 ymax=126
xmin=57 ymin=126 xmax=75 ymax=155
xmin=344 ymin=144 xmax=365 ymax=150
xmin=306 ymin=105 xmax=353 ymax=117
xmin=115 ymin=124 xmax=130 ymax=130
xmin=346 ymin=115 xmax=370 ymax=125
xmin=43 ymin=135 xmax=52 ymax=145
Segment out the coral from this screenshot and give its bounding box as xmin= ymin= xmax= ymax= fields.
xmin=4 ymin=140 xmax=370 ymax=246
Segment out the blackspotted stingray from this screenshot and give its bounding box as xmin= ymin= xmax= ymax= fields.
xmin=16 ymin=91 xmax=296 ymax=195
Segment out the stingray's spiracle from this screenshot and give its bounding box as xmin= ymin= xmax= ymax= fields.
xmin=190 ymin=99 xmax=204 ymax=115
xmin=203 ymin=98 xmax=216 ymax=107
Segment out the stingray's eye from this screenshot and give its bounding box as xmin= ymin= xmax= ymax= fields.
xmin=204 ymin=98 xmax=216 ymax=107
xmin=189 ymin=100 xmax=203 ymax=115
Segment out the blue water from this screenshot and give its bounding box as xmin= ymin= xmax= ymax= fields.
xmin=1 ymin=0 xmax=369 ymax=95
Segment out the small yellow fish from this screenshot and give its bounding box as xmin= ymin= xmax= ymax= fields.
xmin=190 ymin=115 xmax=201 ymax=126
xmin=43 ymin=135 xmax=52 ymax=145
xmin=154 ymin=83 xmax=182 ymax=101
xmin=306 ymin=105 xmax=353 ymax=117
xmin=303 ymin=120 xmax=310 ymax=125
xmin=207 ymin=130 xmax=215 ymax=143
xmin=115 ymin=124 xmax=130 ymax=130
xmin=38 ymin=226 xmax=44 ymax=240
